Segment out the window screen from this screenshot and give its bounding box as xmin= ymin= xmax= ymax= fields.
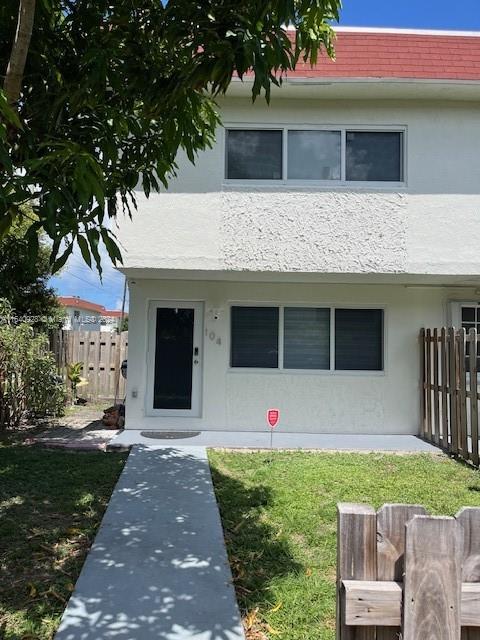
xmin=335 ymin=309 xmax=384 ymax=371
xmin=346 ymin=131 xmax=403 ymax=182
xmin=284 ymin=307 xmax=330 ymax=369
xmin=231 ymin=306 xmax=279 ymax=368
xmin=287 ymin=130 xmax=341 ymax=180
xmin=226 ymin=130 xmax=283 ymax=180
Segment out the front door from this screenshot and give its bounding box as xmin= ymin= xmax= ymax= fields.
xmin=147 ymin=302 xmax=203 ymax=417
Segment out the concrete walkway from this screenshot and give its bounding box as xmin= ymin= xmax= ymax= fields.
xmin=55 ymin=445 xmax=244 ymax=640
xmin=110 ymin=430 xmax=440 ymax=453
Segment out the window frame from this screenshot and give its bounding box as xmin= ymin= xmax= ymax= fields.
xmin=224 ymin=123 xmax=407 ymax=188
xmin=228 ymin=302 xmax=386 ymax=375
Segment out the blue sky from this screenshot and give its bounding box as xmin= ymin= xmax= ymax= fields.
xmin=339 ymin=0 xmax=480 ymax=31
xmin=50 ymin=1 xmax=479 ymax=308
xmin=49 ymin=243 xmax=128 ymax=311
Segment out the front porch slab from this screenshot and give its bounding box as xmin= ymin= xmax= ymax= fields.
xmin=109 ymin=430 xmax=440 ymax=453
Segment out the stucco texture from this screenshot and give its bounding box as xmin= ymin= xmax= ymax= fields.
xmin=221 ymin=190 xmax=407 ymax=272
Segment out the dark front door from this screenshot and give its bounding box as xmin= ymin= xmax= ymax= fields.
xmin=153 ymin=307 xmax=195 ymax=410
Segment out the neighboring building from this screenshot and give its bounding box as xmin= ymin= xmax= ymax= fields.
xmin=117 ymin=27 xmax=480 ymax=434
xmin=59 ymin=296 xmax=126 ymax=332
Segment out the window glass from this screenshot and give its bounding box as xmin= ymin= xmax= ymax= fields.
xmin=335 ymin=309 xmax=384 ymax=371
xmin=462 ymin=307 xmax=476 ymax=322
xmin=284 ymin=307 xmax=330 ymax=369
xmin=288 ymin=130 xmax=341 ymax=180
xmin=226 ymin=130 xmax=282 ymax=180
xmin=346 ymin=131 xmax=403 ymax=182
xmin=231 ymin=307 xmax=279 ymax=368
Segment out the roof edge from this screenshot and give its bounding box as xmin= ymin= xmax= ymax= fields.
xmin=332 ymin=26 xmax=480 ymax=37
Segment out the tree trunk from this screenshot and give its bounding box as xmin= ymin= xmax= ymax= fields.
xmin=3 ymin=0 xmax=36 ymax=106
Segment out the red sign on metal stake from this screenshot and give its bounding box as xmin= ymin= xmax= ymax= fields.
xmin=267 ymin=409 xmax=280 ymax=429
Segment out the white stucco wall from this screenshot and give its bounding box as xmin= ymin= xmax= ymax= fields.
xmin=124 ymin=278 xmax=477 ymax=434
xmin=117 ymin=98 xmax=480 ymax=276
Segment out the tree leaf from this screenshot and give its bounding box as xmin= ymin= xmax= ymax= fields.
xmin=77 ymin=234 xmax=92 ymax=268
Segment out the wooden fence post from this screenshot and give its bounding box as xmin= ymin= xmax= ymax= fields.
xmin=337 ymin=504 xmax=376 ymax=640
xmin=449 ymin=327 xmax=459 ymax=455
xmin=420 ymin=329 xmax=427 ymax=438
xmin=403 ymin=516 xmax=462 ymax=640
xmin=458 ymin=329 xmax=468 ymax=459
xmin=376 ymin=504 xmax=427 ymax=640
xmin=441 ymin=327 xmax=449 ymax=449
xmin=426 ymin=328 xmax=432 ymax=441
xmin=457 ymin=508 xmax=480 ymax=639
xmin=433 ymin=328 xmax=441 ymax=445
xmin=468 ymin=329 xmax=479 ymax=468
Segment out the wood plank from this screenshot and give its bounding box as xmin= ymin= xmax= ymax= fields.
xmin=457 ymin=508 xmax=480 ymax=638
xmin=469 ymin=330 xmax=479 ymax=467
xmin=426 ymin=328 xmax=433 ymax=442
xmin=459 ymin=329 xmax=469 ymax=458
xmin=343 ymin=581 xmax=480 ymax=627
xmin=433 ymin=328 xmax=441 ymax=445
xmin=403 ymin=516 xmax=462 ymax=640
xmin=337 ymin=504 xmax=377 ymax=640
xmin=344 ymin=580 xmax=402 ymax=627
xmin=376 ymin=504 xmax=427 ymax=640
xmin=441 ymin=328 xmax=449 ymax=449
xmin=420 ymin=329 xmax=427 ymax=438
xmin=450 ymin=327 xmax=459 ymax=455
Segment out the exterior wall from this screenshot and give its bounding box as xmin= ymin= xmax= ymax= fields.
xmin=62 ymin=307 xmax=102 ymax=332
xmin=125 ymin=278 xmax=478 ymax=434
xmin=118 ymin=98 xmax=480 ymax=276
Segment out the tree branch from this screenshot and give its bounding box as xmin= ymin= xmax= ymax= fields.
xmin=3 ymin=0 xmax=36 ymax=106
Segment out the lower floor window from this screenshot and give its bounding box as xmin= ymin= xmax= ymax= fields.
xmin=230 ymin=306 xmax=384 ymax=372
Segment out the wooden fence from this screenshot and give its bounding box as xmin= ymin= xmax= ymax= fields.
xmin=420 ymin=327 xmax=480 ymax=467
xmin=337 ymin=502 xmax=480 ymax=639
xmin=50 ymin=330 xmax=128 ymax=402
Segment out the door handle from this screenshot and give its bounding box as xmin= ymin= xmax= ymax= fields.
xmin=194 ymin=347 xmax=199 ymax=356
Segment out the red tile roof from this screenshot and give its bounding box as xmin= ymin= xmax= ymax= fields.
xmin=289 ymin=29 xmax=480 ymax=81
xmin=58 ymin=296 xmax=105 ymax=313
xmin=101 ymin=310 xmax=127 ymax=318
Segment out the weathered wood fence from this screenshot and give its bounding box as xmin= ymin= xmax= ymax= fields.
xmin=337 ymin=503 xmax=480 ymax=640
xmin=420 ymin=327 xmax=480 ymax=467
xmin=50 ymin=330 xmax=128 ymax=401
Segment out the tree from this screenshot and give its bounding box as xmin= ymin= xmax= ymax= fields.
xmin=0 ymin=0 xmax=340 ymax=272
xmin=0 ymin=209 xmax=63 ymax=325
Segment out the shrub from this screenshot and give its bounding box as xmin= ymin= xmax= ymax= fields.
xmin=0 ymin=300 xmax=66 ymax=428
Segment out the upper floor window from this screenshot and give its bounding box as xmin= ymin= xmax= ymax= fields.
xmin=225 ymin=127 xmax=405 ymax=184
xmin=346 ymin=131 xmax=403 ymax=182
xmin=226 ymin=129 xmax=283 ymax=180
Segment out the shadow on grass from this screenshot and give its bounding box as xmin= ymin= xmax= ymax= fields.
xmin=0 ymin=445 xmax=127 ymax=639
xmin=210 ymin=464 xmax=302 ymax=616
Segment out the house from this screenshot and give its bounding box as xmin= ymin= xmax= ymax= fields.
xmin=59 ymin=296 xmax=126 ymax=332
xmin=116 ymin=27 xmax=480 ymax=435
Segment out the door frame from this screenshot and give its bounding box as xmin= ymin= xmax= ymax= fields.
xmin=145 ymin=300 xmax=204 ymax=418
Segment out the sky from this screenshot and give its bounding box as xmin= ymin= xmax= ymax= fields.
xmin=49 ymin=1 xmax=480 ymax=309
xmin=49 ymin=243 xmax=128 ymax=312
xmin=339 ymin=0 xmax=480 ymax=31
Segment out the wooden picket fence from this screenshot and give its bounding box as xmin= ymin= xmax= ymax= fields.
xmin=420 ymin=327 xmax=480 ymax=467
xmin=337 ymin=503 xmax=480 ymax=639
xmin=50 ymin=330 xmax=128 ymax=402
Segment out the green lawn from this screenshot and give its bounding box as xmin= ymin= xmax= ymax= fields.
xmin=0 ymin=442 xmax=127 ymax=640
xmin=209 ymin=451 xmax=480 ymax=640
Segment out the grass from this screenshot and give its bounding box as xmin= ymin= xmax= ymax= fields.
xmin=209 ymin=451 xmax=480 ymax=640
xmin=0 ymin=438 xmax=127 ymax=639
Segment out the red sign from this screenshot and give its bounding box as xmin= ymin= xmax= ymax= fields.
xmin=267 ymin=409 xmax=280 ymax=429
